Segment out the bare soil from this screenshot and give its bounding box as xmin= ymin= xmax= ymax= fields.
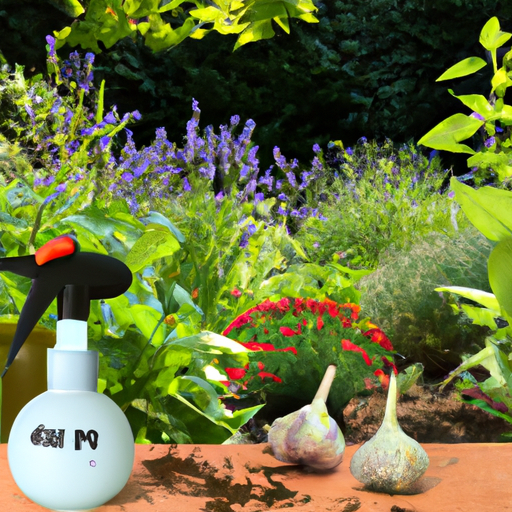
xmin=343 ymin=383 xmax=512 ymax=444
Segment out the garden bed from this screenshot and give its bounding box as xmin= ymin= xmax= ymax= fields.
xmin=343 ymin=384 xmax=512 ymax=444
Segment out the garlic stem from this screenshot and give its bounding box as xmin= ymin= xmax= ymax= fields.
xmin=382 ymin=371 xmax=399 ymax=429
xmin=314 ymin=364 xmax=337 ymax=402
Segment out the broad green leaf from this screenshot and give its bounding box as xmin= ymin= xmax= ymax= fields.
xmin=435 ymin=285 xmax=500 ymax=312
xmin=447 ymin=90 xmax=493 ymax=119
xmin=491 ymin=67 xmax=512 ymax=94
xmin=440 ymin=340 xmax=502 ymax=389
xmin=437 ymin=57 xmax=487 ymax=81
xmin=467 ymin=151 xmax=510 ymax=172
xmin=143 ymin=15 xmax=196 ymax=52
xmin=488 ymin=238 xmax=512 ymax=316
xmin=397 ymin=363 xmax=423 ymax=394
xmin=49 ymin=0 xmax=85 ymax=17
xmin=142 ymin=212 xmax=185 ymax=242
xmin=235 ymin=19 xmax=275 ymax=49
xmin=417 ymin=114 xmax=482 ymax=153
xmin=129 ymin=304 xmax=165 ymax=346
xmin=450 ymin=177 xmax=512 ymax=241
xmin=480 ymin=17 xmax=512 ymax=52
xmin=125 ymin=230 xmax=180 ymax=272
xmin=166 ymin=331 xmax=250 ymax=356
xmin=460 ymin=304 xmax=498 ymax=330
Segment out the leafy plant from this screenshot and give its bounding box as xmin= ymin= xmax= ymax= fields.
xmin=297 ymin=139 xmax=457 ymax=268
xmin=438 ymin=177 xmax=512 ymax=426
xmin=51 ymin=0 xmax=319 ymax=53
xmin=222 ymin=296 xmax=396 ymax=424
xmin=419 ymin=16 xmax=512 ymax=185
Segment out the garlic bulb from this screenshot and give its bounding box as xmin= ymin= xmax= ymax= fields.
xmin=268 ymin=365 xmax=345 ymax=471
xmin=350 ymin=371 xmax=429 ymax=493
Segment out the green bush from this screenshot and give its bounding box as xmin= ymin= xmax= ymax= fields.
xmin=296 ymin=139 xmax=459 ymax=268
xmin=358 ymin=227 xmax=493 ymax=377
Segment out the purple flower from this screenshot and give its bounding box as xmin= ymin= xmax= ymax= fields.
xmin=239 ymin=232 xmax=249 ymax=249
xmin=121 ymin=172 xmax=134 ymax=182
xmin=192 ymin=98 xmax=200 ymax=113
xmin=50 ymin=98 xmax=62 ymax=114
xmin=277 ymin=205 xmax=287 ymax=216
xmin=273 ymin=147 xmax=287 ymax=169
xmin=247 ymin=146 xmax=259 ymax=167
xmin=230 ymin=115 xmax=240 ymax=126
xmin=85 ymin=53 xmax=95 ymax=65
xmin=278 ymin=193 xmax=288 ymax=201
xmin=358 ymin=137 xmax=368 ymax=144
xmin=240 ymin=164 xmax=250 ymax=178
xmin=46 ymin=35 xmax=56 ymax=59
xmin=247 ymin=223 xmax=257 ymax=235
xmin=56 ymin=183 xmax=67 ymax=193
xmin=24 ymin=104 xmax=35 ymax=120
xmin=104 ymin=111 xmax=117 ymax=124
xmin=471 ymin=112 xmax=485 ymax=121
xmin=183 ymin=177 xmax=192 ymax=191
xmin=448 ymin=190 xmax=455 ymax=199
xmin=132 ymin=110 xmax=141 ymax=121
xmin=346 ymin=147 xmax=353 ymax=156
xmin=312 ymin=143 xmax=321 ymax=154
xmin=99 ymin=136 xmax=111 ymax=150
xmin=485 ymin=136 xmax=496 ymax=148
xmin=254 ymin=192 xmax=264 ymax=203
xmin=286 ymin=171 xmax=297 ymax=188
xmin=275 ymin=179 xmax=283 ymax=190
xmin=81 ymin=126 xmax=96 ymax=136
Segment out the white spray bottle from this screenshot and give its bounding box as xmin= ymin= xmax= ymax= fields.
xmin=0 ymin=235 xmax=135 ymax=511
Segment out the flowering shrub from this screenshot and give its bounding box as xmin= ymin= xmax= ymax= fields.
xmin=222 ymin=297 xmax=396 ymax=416
xmin=298 ymin=138 xmax=457 ymax=268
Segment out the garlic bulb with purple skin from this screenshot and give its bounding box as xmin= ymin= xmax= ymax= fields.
xmin=268 ymin=365 xmax=345 ymax=471
xmin=350 ymin=371 xmax=429 ymax=493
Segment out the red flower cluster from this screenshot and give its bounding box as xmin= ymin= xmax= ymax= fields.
xmin=362 ymin=328 xmax=394 ymax=351
xmin=221 ymin=297 xmax=395 ymax=392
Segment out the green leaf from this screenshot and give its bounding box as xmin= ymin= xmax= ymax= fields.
xmin=447 ymin=91 xmax=493 ymax=119
xmin=437 ymin=57 xmax=487 ymax=81
xmin=450 ymin=177 xmax=512 ymax=241
xmin=397 ymin=363 xmax=423 ymax=394
xmin=460 ymin=304 xmax=498 ymax=330
xmin=48 ymin=0 xmax=85 ymax=17
xmin=129 ymin=304 xmax=165 ymax=346
xmin=417 ymin=114 xmax=482 ymax=153
xmin=142 ymin=212 xmax=185 ymax=243
xmin=125 ymin=230 xmax=180 ymax=272
xmin=488 ymin=239 xmax=512 ymax=316
xmin=480 ymin=17 xmax=512 ymax=52
xmin=435 ymin=285 xmax=500 ymax=312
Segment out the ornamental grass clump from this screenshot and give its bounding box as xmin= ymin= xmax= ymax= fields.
xmin=222 ymin=297 xmax=396 ymax=422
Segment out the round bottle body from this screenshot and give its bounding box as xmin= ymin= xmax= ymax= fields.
xmin=8 ymin=389 xmax=134 ymax=511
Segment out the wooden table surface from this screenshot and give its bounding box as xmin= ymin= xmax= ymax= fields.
xmin=0 ymin=442 xmax=510 ymax=511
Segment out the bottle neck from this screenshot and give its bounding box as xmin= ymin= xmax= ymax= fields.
xmin=47 ymin=349 xmax=98 ymax=392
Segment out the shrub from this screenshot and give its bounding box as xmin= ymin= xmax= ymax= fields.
xmin=296 ymin=138 xmax=461 ymax=268
xmin=358 ymin=227 xmax=493 ymax=377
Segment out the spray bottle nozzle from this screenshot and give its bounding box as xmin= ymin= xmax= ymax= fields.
xmin=0 ymin=235 xmax=132 ymax=376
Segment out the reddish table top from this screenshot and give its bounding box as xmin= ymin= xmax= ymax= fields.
xmin=0 ymin=442 xmax=510 ymax=511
